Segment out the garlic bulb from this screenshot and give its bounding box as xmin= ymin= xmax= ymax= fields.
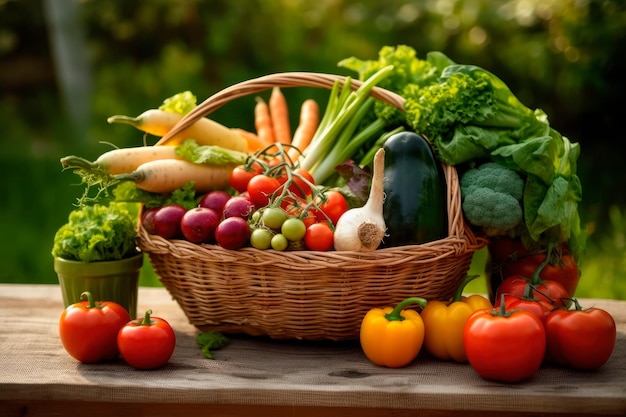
xmin=333 ymin=148 xmax=386 ymax=251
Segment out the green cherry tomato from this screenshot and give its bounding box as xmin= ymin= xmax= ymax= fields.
xmin=262 ymin=207 xmax=288 ymax=230
xmin=281 ymin=217 xmax=306 ymax=241
xmin=250 ymin=228 xmax=273 ymax=250
xmin=271 ymin=233 xmax=289 ymax=251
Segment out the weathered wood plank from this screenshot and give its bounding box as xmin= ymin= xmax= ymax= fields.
xmin=0 ymin=284 xmax=624 ymax=416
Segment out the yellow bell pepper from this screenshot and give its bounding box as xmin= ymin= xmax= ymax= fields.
xmin=360 ymin=297 xmax=427 ymax=368
xmin=421 ymin=275 xmax=492 ymax=362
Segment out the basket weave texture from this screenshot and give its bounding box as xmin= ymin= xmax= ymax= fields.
xmin=138 ymin=72 xmax=487 ymax=341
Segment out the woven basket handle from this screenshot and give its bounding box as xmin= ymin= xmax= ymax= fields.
xmin=153 ymin=71 xmax=476 ymax=242
xmin=155 ymin=72 xmax=405 ymax=145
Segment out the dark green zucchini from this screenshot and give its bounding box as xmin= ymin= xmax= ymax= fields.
xmin=381 ymin=131 xmax=448 ymax=247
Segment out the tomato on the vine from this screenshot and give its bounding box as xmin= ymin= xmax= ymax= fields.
xmin=286 ymin=168 xmax=315 ymax=197
xmin=261 ymin=207 xmax=288 ymax=230
xmin=312 ymin=190 xmax=348 ymax=225
xmin=495 ymin=276 xmax=569 ymax=310
xmin=229 ymin=165 xmax=260 ymax=193
xmin=464 ymin=306 xmax=546 ymax=383
xmin=117 ymin=309 xmax=176 ymax=370
xmin=502 ymin=251 xmax=579 ymax=298
xmin=247 ymin=175 xmax=281 ymax=207
xmin=281 ymin=217 xmax=306 ymax=242
xmin=545 ymin=299 xmax=616 ymax=370
xmin=282 ymin=199 xmax=316 ymax=228
xmin=304 ymin=222 xmax=334 ymax=251
xmin=489 ymin=238 xmax=579 ymax=299
xmin=498 ymin=291 xmax=553 ymax=324
xmin=250 ymin=228 xmax=273 ymax=250
xmin=58 ymin=291 xmax=130 ymax=363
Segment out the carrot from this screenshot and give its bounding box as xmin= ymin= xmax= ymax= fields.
xmin=287 ymin=99 xmax=320 ymax=163
xmin=107 ymin=109 xmax=249 ymax=153
xmin=113 ymin=159 xmax=236 ymax=194
xmin=230 ymin=128 xmax=266 ymax=153
xmin=254 ymin=97 xmax=276 ymax=147
xmin=269 ymin=87 xmax=291 ymax=145
xmin=60 ymin=146 xmax=181 ymax=175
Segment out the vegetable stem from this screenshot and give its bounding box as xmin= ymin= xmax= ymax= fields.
xmin=385 ymin=297 xmax=428 ymax=322
xmin=452 ymin=275 xmax=481 ymax=302
xmin=80 ymin=291 xmax=97 ymax=309
xmin=300 ymin=65 xmax=394 ymax=184
xmin=106 ymin=115 xmax=141 ymax=127
xmin=140 ymin=309 xmax=154 ymax=326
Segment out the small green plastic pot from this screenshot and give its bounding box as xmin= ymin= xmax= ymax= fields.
xmin=54 ymin=253 xmax=143 ymax=319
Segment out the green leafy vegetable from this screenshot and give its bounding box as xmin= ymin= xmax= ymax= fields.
xmin=112 ymin=181 xmax=199 ymax=210
xmin=460 ymin=162 xmax=524 ymax=237
xmin=175 ymin=139 xmax=248 ymax=165
xmin=492 ymin=130 xmax=583 ymax=251
xmin=195 ymin=332 xmax=229 ymax=359
xmin=52 ymin=203 xmax=138 ymax=262
xmin=158 ymin=91 xmax=197 ymax=115
xmin=338 ymin=44 xmax=584 ymax=259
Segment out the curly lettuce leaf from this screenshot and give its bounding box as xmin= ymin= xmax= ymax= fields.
xmin=159 ymin=91 xmax=197 ymax=115
xmin=52 ymin=204 xmax=138 ymax=262
xmin=112 ymin=181 xmax=198 ymax=210
xmin=175 ymin=139 xmax=248 ymax=165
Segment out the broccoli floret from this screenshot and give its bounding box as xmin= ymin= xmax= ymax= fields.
xmin=460 ymin=162 xmax=524 ymax=236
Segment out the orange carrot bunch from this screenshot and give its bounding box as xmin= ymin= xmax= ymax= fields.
xmin=234 ymin=87 xmax=319 ymax=161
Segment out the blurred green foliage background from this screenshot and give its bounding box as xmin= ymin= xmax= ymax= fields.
xmin=1 ymin=0 xmax=624 ymax=299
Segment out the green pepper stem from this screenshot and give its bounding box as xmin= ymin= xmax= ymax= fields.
xmin=453 ymin=274 xmax=481 ymax=302
xmin=384 ymin=297 xmax=427 ymax=321
xmin=80 ymin=291 xmax=96 ymax=309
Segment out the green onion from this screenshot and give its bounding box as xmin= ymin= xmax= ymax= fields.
xmin=299 ymin=65 xmax=394 ymax=184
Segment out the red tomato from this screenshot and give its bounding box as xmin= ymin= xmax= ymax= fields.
xmin=283 ymin=168 xmax=315 ymax=197
xmin=464 ymin=307 xmax=546 ymax=383
xmin=283 ymin=199 xmax=316 ymax=228
xmin=312 ymin=190 xmax=348 ymax=225
xmin=247 ymin=175 xmax=281 ymax=207
xmin=545 ymin=300 xmax=616 ymax=370
xmin=495 ymin=276 xmax=569 ymax=309
xmin=488 ymin=239 xmax=579 ymax=302
xmin=304 ymin=222 xmax=334 ymax=251
xmin=488 ymin=237 xmax=529 ymax=265
xmin=502 ymin=252 xmax=579 ymax=298
xmin=499 ymin=292 xmax=553 ymax=324
xmin=117 ymin=309 xmax=176 ymax=370
xmin=229 ymin=165 xmax=260 ymax=193
xmin=58 ymin=291 xmax=130 ymax=363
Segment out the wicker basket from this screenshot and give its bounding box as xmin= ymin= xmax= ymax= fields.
xmin=138 ymin=72 xmax=487 ymax=341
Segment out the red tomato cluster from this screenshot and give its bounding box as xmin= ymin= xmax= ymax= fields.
xmin=462 ymin=239 xmax=617 ymax=383
xmin=488 ymin=237 xmax=580 ymax=301
xmin=464 ymin=298 xmax=616 ymax=383
xmin=59 ymin=292 xmax=175 ymax=369
xmin=142 ymin=164 xmax=349 ymax=252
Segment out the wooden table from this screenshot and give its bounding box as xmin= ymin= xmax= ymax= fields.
xmin=0 ymin=284 xmax=624 ymax=417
